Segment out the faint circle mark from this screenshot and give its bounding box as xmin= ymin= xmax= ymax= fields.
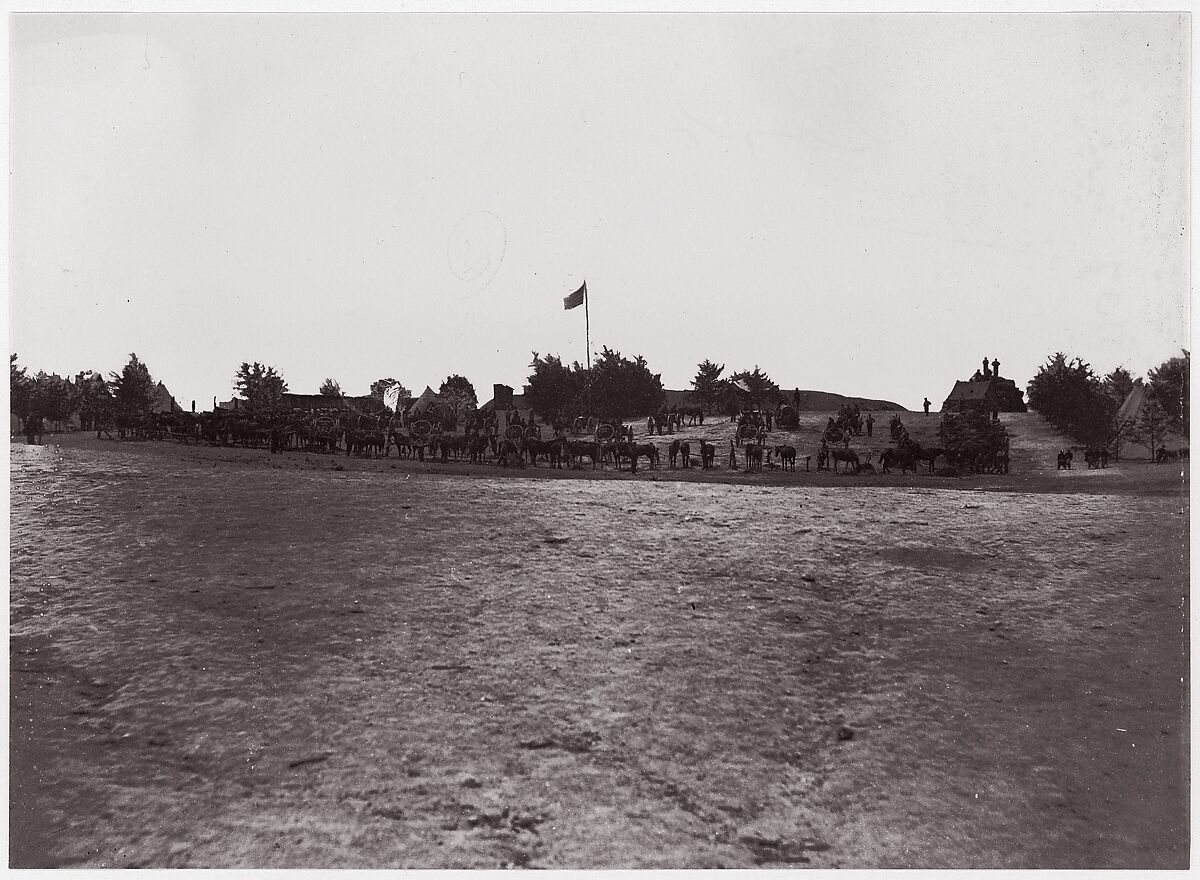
xmin=447 ymin=211 xmax=506 ymax=296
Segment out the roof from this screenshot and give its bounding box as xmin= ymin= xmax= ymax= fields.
xmin=479 ymin=393 xmax=530 ymax=413
xmin=943 ymin=379 xmax=995 ymax=405
xmin=149 ymin=382 xmax=183 ymax=415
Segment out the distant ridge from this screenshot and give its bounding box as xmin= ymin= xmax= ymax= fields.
xmin=662 ymin=389 xmax=907 ymax=412
xmin=788 ymin=390 xmax=908 ymax=412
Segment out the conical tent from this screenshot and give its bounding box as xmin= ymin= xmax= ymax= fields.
xmin=149 ymin=381 xmax=183 ymax=415
xmin=406 ymin=386 xmax=440 ymax=416
xmin=1117 ymin=380 xmax=1149 ymax=426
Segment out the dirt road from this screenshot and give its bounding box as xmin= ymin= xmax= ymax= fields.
xmin=10 ymin=435 xmax=1189 ymax=867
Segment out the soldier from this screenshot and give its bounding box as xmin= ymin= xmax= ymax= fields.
xmin=866 ymin=412 xmax=874 ymax=437
xmin=923 ymin=398 xmax=931 ymax=415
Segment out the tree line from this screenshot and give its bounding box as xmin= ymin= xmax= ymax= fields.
xmin=524 ymin=350 xmax=789 ymax=424
xmin=1026 ymin=350 xmax=1188 ymax=456
xmin=8 ymin=352 xmax=476 ymax=431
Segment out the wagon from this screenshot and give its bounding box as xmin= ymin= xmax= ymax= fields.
xmin=310 ymin=415 xmax=341 ymax=452
xmin=736 ymin=423 xmax=762 ymax=445
xmin=822 ymin=424 xmax=846 ymax=444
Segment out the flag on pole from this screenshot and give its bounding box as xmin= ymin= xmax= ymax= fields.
xmin=563 ymin=281 xmax=587 ymax=310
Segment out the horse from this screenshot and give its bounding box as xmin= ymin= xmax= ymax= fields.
xmin=468 ymin=435 xmax=491 ymax=463
xmin=771 ymin=444 xmax=797 ymax=472
xmin=547 ymin=437 xmax=568 ymax=469
xmin=619 ymin=441 xmax=659 ymax=473
xmin=910 ymin=445 xmax=943 ymax=473
xmin=566 ymin=439 xmax=601 ymax=469
xmin=879 ymin=446 xmax=917 ymax=475
xmin=497 ymin=438 xmax=525 ymax=467
xmin=682 ymin=405 xmax=705 ymax=426
xmin=678 ymin=442 xmax=691 ymax=469
xmin=668 ymin=439 xmax=682 ymax=468
xmin=744 ymin=443 xmax=764 ymax=473
xmin=700 ymin=441 xmax=716 ymax=469
xmin=829 ymin=446 xmax=861 ymax=475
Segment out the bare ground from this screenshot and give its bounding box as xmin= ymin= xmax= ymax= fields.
xmin=9 ymin=428 xmax=1189 ymax=868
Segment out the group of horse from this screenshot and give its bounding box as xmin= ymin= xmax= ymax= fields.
xmin=646 ymin=405 xmax=707 ymax=434
xmin=130 ymin=408 xmax=1015 ymax=478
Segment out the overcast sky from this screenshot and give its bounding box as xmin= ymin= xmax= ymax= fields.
xmin=10 ymin=12 xmax=1190 ymax=411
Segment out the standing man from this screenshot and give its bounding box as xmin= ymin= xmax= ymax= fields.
xmin=866 ymin=412 xmax=874 ymax=437
xmin=923 ymin=398 xmax=931 ymax=415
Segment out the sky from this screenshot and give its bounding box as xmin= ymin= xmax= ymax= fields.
xmin=9 ymin=12 xmax=1190 ymax=411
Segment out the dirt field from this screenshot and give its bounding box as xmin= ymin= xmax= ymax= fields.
xmin=10 ymin=422 xmax=1189 ymax=868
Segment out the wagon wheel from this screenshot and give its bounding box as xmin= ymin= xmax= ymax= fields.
xmin=505 ymin=424 xmax=525 ymax=441
xmin=823 ymin=425 xmax=845 ymax=444
xmin=524 ymin=425 xmax=542 ymax=440
xmin=412 ymin=419 xmax=434 ymax=438
xmin=737 ymin=423 xmax=760 ymax=442
xmin=572 ymin=416 xmax=587 ymax=434
xmin=595 ymin=423 xmax=615 ymax=442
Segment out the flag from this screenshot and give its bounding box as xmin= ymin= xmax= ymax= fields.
xmin=563 ymin=281 xmax=586 ymax=310
xmin=733 ymin=379 xmax=752 ymax=394
xmin=383 ymin=385 xmax=401 ymax=412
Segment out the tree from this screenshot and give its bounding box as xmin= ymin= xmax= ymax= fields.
xmin=11 ymin=353 xmax=32 ymax=421
xmin=438 ymin=374 xmax=478 ymax=427
xmin=1026 ymin=352 xmax=1116 ymax=446
xmin=75 ymin=371 xmax=111 ymax=432
xmin=524 ymin=353 xmax=587 ymax=422
xmin=234 ymin=362 xmax=288 ymax=423
xmin=730 ymin=366 xmax=780 ymax=410
xmin=1123 ymin=392 xmax=1172 ymax=460
xmin=32 ymin=372 xmax=77 ymax=431
xmin=691 ymin=359 xmax=727 ymax=414
xmin=319 ymin=378 xmax=342 ymax=397
xmin=370 ymin=378 xmax=411 ymax=400
xmin=109 ymin=353 xmax=156 ymax=428
xmin=589 ymin=347 xmax=664 ymax=420
xmin=1104 ymin=366 xmax=1136 ymax=406
xmin=1148 ymin=350 xmax=1189 ymax=432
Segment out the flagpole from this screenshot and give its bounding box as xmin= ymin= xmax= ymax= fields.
xmin=584 ymin=283 xmax=592 ymax=417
